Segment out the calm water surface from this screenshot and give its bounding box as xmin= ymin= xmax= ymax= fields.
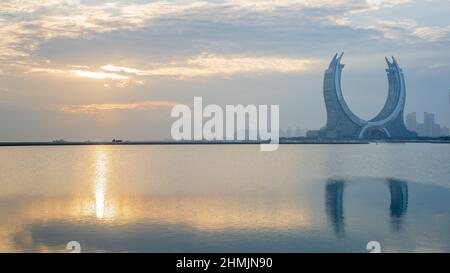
xmin=0 ymin=144 xmax=449 ymax=252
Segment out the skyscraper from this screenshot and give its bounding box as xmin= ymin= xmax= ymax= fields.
xmin=441 ymin=126 xmax=450 ymax=137
xmin=410 ymin=112 xmax=447 ymax=137
xmin=319 ymin=53 xmax=416 ymax=139
xmin=286 ymin=127 xmax=292 ymax=138
xmin=406 ymin=112 xmax=418 ymax=132
xmin=424 ymin=112 xmax=435 ymax=137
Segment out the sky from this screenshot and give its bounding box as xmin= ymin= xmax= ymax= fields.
xmin=0 ymin=0 xmax=449 ymax=141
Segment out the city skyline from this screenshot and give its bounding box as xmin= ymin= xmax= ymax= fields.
xmin=406 ymin=111 xmax=450 ymax=137
xmin=1 ymin=0 xmax=450 ymax=141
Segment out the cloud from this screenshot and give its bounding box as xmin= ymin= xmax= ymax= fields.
xmin=29 ymin=54 xmax=320 ymax=83
xmin=412 ymin=26 xmax=450 ymax=42
xmin=101 ymin=54 xmax=319 ymax=79
xmin=72 ymin=70 xmax=128 ymax=80
xmin=29 ymin=66 xmax=134 ymax=87
xmin=353 ymin=0 xmax=411 ymax=13
xmin=428 ymin=62 xmax=450 ymax=69
xmin=360 ymin=19 xmax=450 ymax=43
xmin=0 ymin=0 xmax=414 ymax=65
xmin=49 ymin=100 xmax=179 ymax=114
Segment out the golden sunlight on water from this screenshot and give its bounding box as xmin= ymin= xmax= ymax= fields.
xmin=94 ymin=148 xmax=108 ymax=219
xmin=5 ymin=196 xmax=311 ymax=231
xmin=0 ymin=145 xmax=314 ymax=252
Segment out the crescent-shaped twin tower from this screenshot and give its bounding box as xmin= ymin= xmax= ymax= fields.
xmin=319 ymin=53 xmax=417 ymax=139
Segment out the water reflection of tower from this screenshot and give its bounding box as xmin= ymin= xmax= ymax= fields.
xmin=325 ymin=179 xmax=409 ymax=236
xmin=388 ymin=179 xmax=408 ymax=231
xmin=325 ymin=181 xmax=345 ymax=235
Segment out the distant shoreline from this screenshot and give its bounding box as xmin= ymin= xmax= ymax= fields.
xmin=0 ymin=139 xmax=449 ymax=147
xmin=0 ymin=141 xmax=368 ymax=147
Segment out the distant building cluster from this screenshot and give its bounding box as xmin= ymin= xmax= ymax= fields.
xmin=406 ymin=112 xmax=449 ymax=137
xmin=231 ymin=126 xmax=307 ymax=140
xmin=280 ymin=127 xmax=307 ymax=138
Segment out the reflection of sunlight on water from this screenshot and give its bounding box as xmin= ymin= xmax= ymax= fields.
xmin=84 ymin=146 xmax=312 ymax=228
xmin=95 ymin=189 xmax=105 ymax=218
xmin=93 ymin=147 xmax=113 ymax=219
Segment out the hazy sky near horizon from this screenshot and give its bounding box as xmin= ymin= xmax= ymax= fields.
xmin=1 ymin=0 xmax=450 ymax=141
